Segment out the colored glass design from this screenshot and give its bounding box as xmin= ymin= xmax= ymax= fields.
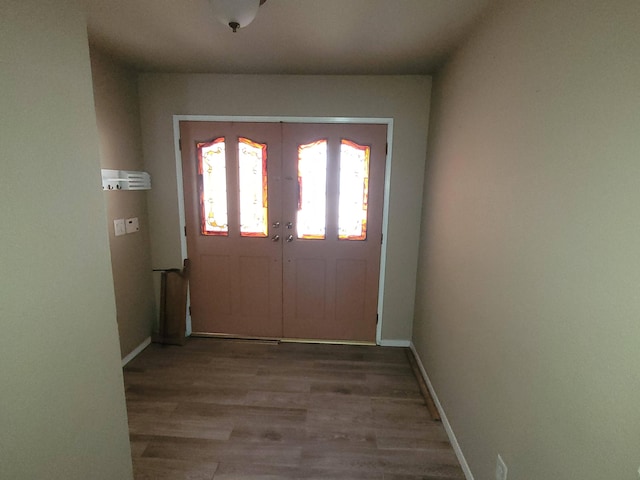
xmin=338 ymin=139 xmax=370 ymax=240
xmin=297 ymin=139 xmax=327 ymax=239
xmin=238 ymin=137 xmax=268 ymax=237
xmin=197 ymin=137 xmax=228 ymax=235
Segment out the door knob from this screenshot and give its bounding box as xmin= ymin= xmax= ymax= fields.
xmin=271 ymin=234 xmax=280 ymax=242
xmin=286 ymin=234 xmax=294 ymax=242
xmin=272 ymin=221 xmax=280 ymax=228
xmin=286 ymin=222 xmax=293 ymax=229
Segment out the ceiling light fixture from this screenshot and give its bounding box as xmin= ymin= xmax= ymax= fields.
xmin=209 ymin=0 xmax=267 ymax=33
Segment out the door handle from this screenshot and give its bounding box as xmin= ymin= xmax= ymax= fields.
xmin=286 ymin=222 xmax=293 ymax=229
xmin=271 ymin=234 xmax=280 ymax=242
xmin=272 ymin=221 xmax=280 ymax=228
xmin=286 ymin=234 xmax=294 ymax=242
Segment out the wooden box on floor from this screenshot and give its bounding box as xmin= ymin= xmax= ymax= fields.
xmin=154 ymin=259 xmax=189 ymax=346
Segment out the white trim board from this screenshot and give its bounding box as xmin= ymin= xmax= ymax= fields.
xmin=121 ymin=336 xmax=151 ymax=367
xmin=173 ymin=115 xmax=394 ymax=345
xmin=409 ymin=342 xmax=475 ymax=480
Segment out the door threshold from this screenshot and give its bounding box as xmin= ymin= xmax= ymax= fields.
xmin=280 ymin=337 xmax=376 ymax=346
xmin=190 ymin=332 xmax=281 ymax=344
xmin=190 ymin=332 xmax=375 ymax=346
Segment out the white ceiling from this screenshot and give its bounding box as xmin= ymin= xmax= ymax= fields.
xmin=86 ymin=0 xmax=494 ymax=75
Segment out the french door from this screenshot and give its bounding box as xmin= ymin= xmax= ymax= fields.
xmin=179 ymin=121 xmax=386 ymax=342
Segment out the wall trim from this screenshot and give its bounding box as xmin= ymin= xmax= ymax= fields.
xmin=379 ymin=339 xmax=410 ymax=347
xmin=121 ymin=336 xmax=151 ymax=367
xmin=409 ymin=342 xmax=475 ymax=480
xmin=173 ymin=115 xmax=394 ymax=345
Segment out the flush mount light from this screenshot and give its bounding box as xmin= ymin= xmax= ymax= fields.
xmin=209 ymin=0 xmax=268 ymax=33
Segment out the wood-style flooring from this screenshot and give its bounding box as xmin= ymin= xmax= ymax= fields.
xmin=124 ymin=338 xmax=465 ymax=480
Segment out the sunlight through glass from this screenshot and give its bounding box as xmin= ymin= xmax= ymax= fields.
xmin=238 ymin=137 xmax=268 ymax=237
xmin=297 ymin=139 xmax=327 ymax=239
xmin=198 ymin=137 xmax=228 ymax=235
xmin=338 ymin=139 xmax=370 ymax=240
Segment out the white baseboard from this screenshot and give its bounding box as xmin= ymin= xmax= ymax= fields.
xmin=378 ymin=339 xmax=411 ymax=347
xmin=121 ymin=336 xmax=151 ymax=367
xmin=409 ymin=342 xmax=474 ymax=480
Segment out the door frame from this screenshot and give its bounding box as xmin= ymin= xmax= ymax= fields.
xmin=172 ymin=115 xmax=394 ymax=345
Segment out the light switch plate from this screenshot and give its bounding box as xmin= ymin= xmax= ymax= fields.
xmin=125 ymin=217 xmax=139 ymax=234
xmin=114 ymin=218 xmax=126 ymax=236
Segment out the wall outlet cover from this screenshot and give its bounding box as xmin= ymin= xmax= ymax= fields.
xmin=496 ymin=454 xmax=508 ymax=480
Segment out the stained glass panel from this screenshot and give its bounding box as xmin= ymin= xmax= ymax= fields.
xmin=238 ymin=137 xmax=268 ymax=237
xmin=297 ymin=139 xmax=327 ymax=239
xmin=338 ymin=139 xmax=370 ymax=240
xmin=197 ymin=137 xmax=228 ymax=235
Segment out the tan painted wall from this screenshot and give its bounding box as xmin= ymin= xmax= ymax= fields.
xmin=0 ymin=1 xmax=133 ymax=478
xmin=414 ymin=0 xmax=640 ymax=478
xmin=90 ymin=47 xmax=156 ymax=358
xmin=138 ymin=74 xmax=431 ymax=342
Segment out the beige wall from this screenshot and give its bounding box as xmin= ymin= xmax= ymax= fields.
xmin=0 ymin=1 xmax=133 ymax=478
xmin=138 ymin=74 xmax=431 ymax=342
xmin=414 ymin=0 xmax=640 ymax=478
xmin=90 ymin=47 xmax=156 ymax=358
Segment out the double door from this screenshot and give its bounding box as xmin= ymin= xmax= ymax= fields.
xmin=180 ymin=121 xmax=386 ymax=342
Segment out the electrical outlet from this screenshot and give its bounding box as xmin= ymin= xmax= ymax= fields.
xmin=496 ymin=454 xmax=508 ymax=480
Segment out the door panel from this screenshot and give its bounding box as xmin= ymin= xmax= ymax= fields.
xmin=180 ymin=121 xmax=283 ymax=337
xmin=180 ymin=120 xmax=386 ymax=342
xmin=335 ymin=259 xmax=367 ymax=325
xmin=238 ymin=255 xmax=270 ymax=317
xmin=198 ymin=254 xmax=232 ymax=315
xmin=294 ymin=258 xmax=327 ymax=320
xmin=281 ymin=123 xmax=386 ymax=342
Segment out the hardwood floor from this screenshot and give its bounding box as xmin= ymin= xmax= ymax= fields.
xmin=124 ymin=338 xmax=465 ymax=480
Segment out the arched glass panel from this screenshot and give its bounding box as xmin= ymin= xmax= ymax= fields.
xmin=197 ymin=137 xmax=228 ymax=235
xmin=297 ymin=139 xmax=327 ymax=239
xmin=338 ymin=139 xmax=370 ymax=240
xmin=238 ymin=137 xmax=268 ymax=237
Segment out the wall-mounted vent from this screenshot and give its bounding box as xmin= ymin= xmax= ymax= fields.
xmin=101 ymin=169 xmax=151 ymax=191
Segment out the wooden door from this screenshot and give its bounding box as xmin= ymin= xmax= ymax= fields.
xmin=180 ymin=121 xmax=283 ymax=337
xmin=180 ymin=121 xmax=387 ymax=342
xmin=281 ymin=123 xmax=387 ymax=342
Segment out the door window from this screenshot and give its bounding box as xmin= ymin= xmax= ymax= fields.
xmin=338 ymin=139 xmax=370 ymax=241
xmin=197 ymin=137 xmax=228 ymax=235
xmin=296 ymin=139 xmax=327 ymax=240
xmin=238 ymin=137 xmax=268 ymax=237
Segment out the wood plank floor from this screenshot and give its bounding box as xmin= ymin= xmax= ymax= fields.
xmin=124 ymin=338 xmax=465 ymax=480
